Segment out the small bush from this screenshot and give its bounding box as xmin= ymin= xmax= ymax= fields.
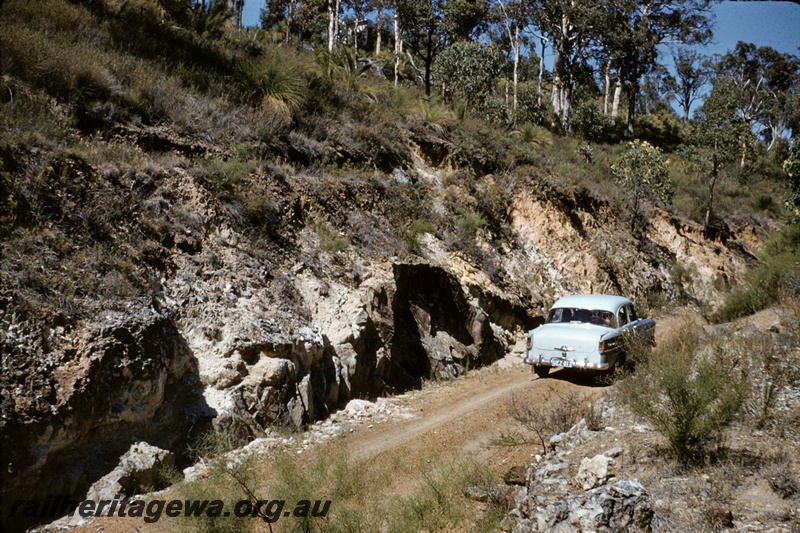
xmin=713 ymin=252 xmax=800 ymax=323
xmin=618 ymin=327 xmax=748 ymax=465
xmin=583 ymin=400 xmax=605 ymax=432
xmin=200 ymin=145 xmax=259 ymax=192
xmin=405 ymin=218 xmax=434 ymax=252
xmin=669 ymin=261 xmax=699 ymax=303
xmin=570 ymin=102 xmax=614 ymax=142
xmin=313 ymin=216 xmax=350 ymax=252
xmin=508 ymin=386 xmax=586 ymax=454
xmin=513 ymin=123 xmax=553 ymax=148
xmin=236 ymin=53 xmax=307 ymax=114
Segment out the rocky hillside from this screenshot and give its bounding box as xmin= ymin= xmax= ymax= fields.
xmin=0 ymin=131 xmax=763 ymax=528
xmin=0 ymin=1 xmax=778 ymax=528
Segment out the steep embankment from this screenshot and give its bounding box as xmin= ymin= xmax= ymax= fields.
xmin=0 ymin=140 xmax=763 ymax=531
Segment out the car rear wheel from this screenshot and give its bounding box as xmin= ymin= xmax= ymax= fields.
xmin=533 ymin=365 xmax=550 ymax=378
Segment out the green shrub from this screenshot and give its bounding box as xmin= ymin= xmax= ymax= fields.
xmin=618 ymin=328 xmax=747 ymax=465
xmin=669 ymin=261 xmax=699 ymax=303
xmin=515 ymin=82 xmax=549 ymax=126
xmin=237 ymin=53 xmax=307 ymax=113
xmin=713 ymin=231 xmax=800 ymax=323
xmin=314 ymin=216 xmax=350 ymax=252
xmin=570 ymin=102 xmax=614 ymax=142
xmin=200 ymin=145 xmax=259 ymax=191
xmin=405 ymin=218 xmax=434 ymax=252
xmin=513 ymin=123 xmax=553 ymax=148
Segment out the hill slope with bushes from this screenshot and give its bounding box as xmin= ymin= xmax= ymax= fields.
xmin=1 ymin=0 xmax=797 ymax=530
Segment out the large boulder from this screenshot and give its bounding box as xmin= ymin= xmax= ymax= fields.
xmin=86 ymin=442 xmax=175 ymax=500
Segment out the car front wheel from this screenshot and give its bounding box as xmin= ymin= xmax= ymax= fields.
xmin=533 ymin=365 xmax=550 ymax=378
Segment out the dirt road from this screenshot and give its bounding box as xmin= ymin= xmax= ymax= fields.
xmin=346 ymin=355 xmax=604 ymax=467
xmin=59 ymin=354 xmax=607 ymax=533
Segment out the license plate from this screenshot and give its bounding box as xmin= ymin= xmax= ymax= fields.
xmin=551 ymin=358 xmax=575 ymax=368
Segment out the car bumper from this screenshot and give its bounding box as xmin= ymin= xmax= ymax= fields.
xmin=523 ymin=353 xmax=612 ymax=371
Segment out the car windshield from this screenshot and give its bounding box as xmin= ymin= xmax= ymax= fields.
xmin=546 ymin=307 xmax=615 ymax=327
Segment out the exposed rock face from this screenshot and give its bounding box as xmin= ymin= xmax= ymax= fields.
xmin=0 ymin=160 xmax=762 ymax=531
xmin=1 ymin=308 xmax=208 ymax=531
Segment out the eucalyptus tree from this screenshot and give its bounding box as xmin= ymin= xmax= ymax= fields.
xmin=261 ymin=0 xmax=326 ymax=45
xmin=396 ymin=0 xmax=488 ymax=95
xmin=664 ymin=48 xmax=711 ymax=121
xmin=529 ymin=0 xmax=606 ymax=133
xmin=490 ymin=0 xmax=532 ymax=122
xmin=327 ymin=0 xmax=341 ymax=51
xmin=432 ymin=40 xmax=504 ymax=115
xmin=718 ymin=42 xmax=800 ymax=152
xmin=689 ymin=80 xmax=751 ymax=237
xmin=603 ymin=0 xmax=713 ymax=136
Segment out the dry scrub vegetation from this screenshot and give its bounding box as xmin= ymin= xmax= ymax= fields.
xmin=3 ymin=0 xmax=800 ymax=531
xmin=157 ymin=435 xmax=508 ymax=533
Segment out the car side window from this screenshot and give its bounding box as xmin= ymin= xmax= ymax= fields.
xmin=627 ymin=304 xmax=638 ymax=321
xmin=618 ymin=306 xmax=629 ymax=326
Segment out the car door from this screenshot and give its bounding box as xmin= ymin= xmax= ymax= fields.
xmin=625 ymin=303 xmax=655 ymax=344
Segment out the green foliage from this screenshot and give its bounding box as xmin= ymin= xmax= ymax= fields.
xmin=784 ymin=142 xmax=800 ymax=223
xmin=610 ymin=140 xmax=672 ymax=231
xmin=618 ymin=327 xmax=748 ymax=465
xmin=669 ymin=261 xmax=699 ymax=303
xmin=512 ymin=123 xmax=553 ymax=148
xmin=314 ymin=46 xmax=369 ymax=90
xmin=200 ymin=145 xmax=259 ymax=192
xmin=432 ymin=41 xmax=504 ymax=113
xmin=456 ymin=210 xmax=487 ymax=239
xmin=713 ymin=253 xmax=800 ymax=323
xmin=576 ymin=142 xmax=593 ymax=164
xmin=515 ymin=82 xmax=549 ymax=126
xmin=405 ymin=218 xmax=435 ymax=252
xmin=237 ymin=52 xmax=307 ymax=113
xmin=313 ymin=215 xmax=350 ymax=252
xmin=415 ymin=97 xmax=454 ymax=131
xmin=157 ymin=0 xmax=233 ymax=38
xmin=570 ymin=101 xmax=614 ymax=142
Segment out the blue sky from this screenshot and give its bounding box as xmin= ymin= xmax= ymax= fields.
xmin=242 ymin=1 xmax=800 ymax=59
xmin=703 ymin=1 xmax=800 ymax=57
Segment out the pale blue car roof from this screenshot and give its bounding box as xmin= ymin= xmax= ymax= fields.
xmin=551 ymin=294 xmax=632 ymax=313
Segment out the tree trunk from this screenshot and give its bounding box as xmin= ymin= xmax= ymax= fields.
xmin=333 ymin=0 xmax=340 ymax=49
xmin=603 ymin=59 xmax=612 ymax=115
xmin=394 ymin=12 xmax=401 ymax=85
xmin=424 ymin=25 xmax=433 ymax=95
xmin=327 ymin=0 xmax=335 ymax=51
xmin=704 ymin=145 xmax=718 ymax=239
xmin=560 ymin=83 xmax=570 ymax=133
xmin=512 ymin=24 xmax=519 ymax=122
xmin=551 ymin=47 xmax=562 ymax=126
xmin=375 ymin=3 xmax=382 ymax=55
xmin=538 ymin=37 xmax=545 ymax=108
xmin=625 ymin=83 xmax=636 ymax=137
xmin=740 ymin=135 xmax=747 ymax=170
xmin=611 ymin=77 xmax=622 ymax=118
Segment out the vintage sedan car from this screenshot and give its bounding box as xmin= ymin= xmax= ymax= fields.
xmin=523 ymin=294 xmax=655 ymax=378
